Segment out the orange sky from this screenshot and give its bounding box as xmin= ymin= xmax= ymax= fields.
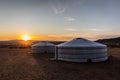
xmin=0 ymin=33 xmax=119 ymax=41
xmin=0 ymin=34 xmax=89 ymax=41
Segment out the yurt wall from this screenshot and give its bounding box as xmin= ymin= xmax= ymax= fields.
xmin=31 ymin=41 xmax=55 ymax=53
xmin=55 ymin=38 xmax=108 ymax=62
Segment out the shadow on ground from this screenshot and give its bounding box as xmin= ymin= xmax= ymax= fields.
xmin=31 ymin=52 xmax=120 ymax=80
xmin=0 ymin=48 xmax=120 ymax=80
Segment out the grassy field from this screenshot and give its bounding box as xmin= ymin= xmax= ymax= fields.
xmin=0 ymin=48 xmax=120 ymax=80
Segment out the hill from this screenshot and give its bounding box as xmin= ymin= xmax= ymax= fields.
xmin=0 ymin=40 xmax=65 ymax=48
xmin=96 ymin=37 xmax=120 ymax=47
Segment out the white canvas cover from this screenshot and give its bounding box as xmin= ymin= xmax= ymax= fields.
xmin=31 ymin=41 xmax=55 ymax=53
xmin=32 ymin=41 xmax=55 ymax=47
xmin=57 ymin=38 xmax=106 ymax=48
xmin=55 ymin=38 xmax=108 ymax=62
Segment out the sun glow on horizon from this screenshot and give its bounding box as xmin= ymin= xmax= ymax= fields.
xmin=21 ymin=35 xmax=31 ymax=41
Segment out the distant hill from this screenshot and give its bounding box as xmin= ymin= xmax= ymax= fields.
xmin=0 ymin=40 xmax=65 ymax=48
xmin=0 ymin=40 xmax=34 ymax=48
xmin=96 ymin=37 xmax=120 ymax=47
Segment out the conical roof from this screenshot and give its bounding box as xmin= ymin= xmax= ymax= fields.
xmin=57 ymin=38 xmax=106 ymax=48
xmin=32 ymin=41 xmax=55 ymax=47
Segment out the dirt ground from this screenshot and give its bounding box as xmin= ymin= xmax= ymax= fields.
xmin=0 ymin=48 xmax=120 ymax=80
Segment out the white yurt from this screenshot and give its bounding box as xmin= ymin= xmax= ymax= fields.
xmin=31 ymin=41 xmax=55 ymax=53
xmin=55 ymin=38 xmax=108 ymax=62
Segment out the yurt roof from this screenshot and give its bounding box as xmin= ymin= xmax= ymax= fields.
xmin=57 ymin=38 xmax=106 ymax=48
xmin=32 ymin=41 xmax=55 ymax=47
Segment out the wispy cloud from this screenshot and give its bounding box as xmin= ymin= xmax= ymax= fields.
xmin=47 ymin=33 xmax=98 ymax=41
xmin=88 ymin=28 xmax=104 ymax=31
xmin=50 ymin=0 xmax=67 ymax=14
xmin=64 ymin=28 xmax=78 ymax=31
xmin=49 ymin=0 xmax=86 ymax=14
xmin=47 ymin=35 xmax=74 ymax=41
xmin=95 ymin=34 xmax=120 ymax=40
xmin=51 ymin=6 xmax=66 ymax=14
xmin=64 ymin=17 xmax=75 ymax=21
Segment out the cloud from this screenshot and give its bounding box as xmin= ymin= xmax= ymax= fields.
xmin=49 ymin=0 xmax=86 ymax=14
xmin=47 ymin=35 xmax=74 ymax=41
xmin=50 ymin=0 xmax=67 ymax=14
xmin=95 ymin=34 xmax=120 ymax=40
xmin=64 ymin=28 xmax=78 ymax=31
xmin=64 ymin=17 xmax=75 ymax=21
xmin=88 ymin=28 xmax=104 ymax=31
xmin=51 ymin=5 xmax=66 ymax=14
xmin=47 ymin=33 xmax=98 ymax=41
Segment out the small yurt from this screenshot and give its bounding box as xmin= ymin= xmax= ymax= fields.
xmin=55 ymin=38 xmax=108 ymax=62
xmin=31 ymin=41 xmax=55 ymax=53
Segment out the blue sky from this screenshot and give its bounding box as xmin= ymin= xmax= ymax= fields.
xmin=0 ymin=0 xmax=120 ymax=41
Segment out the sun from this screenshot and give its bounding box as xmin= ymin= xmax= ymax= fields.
xmin=21 ymin=35 xmax=31 ymax=41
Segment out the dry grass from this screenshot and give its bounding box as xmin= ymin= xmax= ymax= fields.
xmin=0 ymin=48 xmax=120 ymax=80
